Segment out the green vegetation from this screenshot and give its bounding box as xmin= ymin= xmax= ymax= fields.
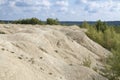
xmin=46 ymin=18 xmax=59 ymax=25
xmin=82 ymin=20 xmax=120 ymax=51
xmin=13 ymin=18 xmax=43 ymax=25
xmin=94 ymin=20 xmax=108 ymax=32
xmin=103 ymin=49 xmax=120 ymax=80
xmin=81 ymin=21 xmax=89 ymax=28
xmin=114 ymin=26 xmax=120 ymax=33
xmin=83 ymin=56 xmax=91 ymax=68
xmin=81 ymin=20 xmax=120 ymax=80
xmin=0 ymin=21 xmax=5 ymax=24
xmin=12 ymin=17 xmax=60 ymax=25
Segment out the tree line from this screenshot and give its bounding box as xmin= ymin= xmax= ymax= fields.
xmin=12 ymin=17 xmax=60 ymax=25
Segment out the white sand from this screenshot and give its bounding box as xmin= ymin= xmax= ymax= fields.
xmin=0 ymin=24 xmax=109 ymax=80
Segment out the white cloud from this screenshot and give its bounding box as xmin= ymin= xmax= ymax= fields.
xmin=9 ymin=0 xmax=52 ymax=10
xmin=9 ymin=0 xmax=52 ymax=13
xmin=0 ymin=0 xmax=120 ymax=21
xmin=54 ymin=0 xmax=69 ymax=12
xmin=60 ymin=7 xmax=68 ymax=12
xmin=80 ymin=0 xmax=88 ymax=3
xmin=70 ymin=11 xmax=76 ymax=14
xmin=0 ymin=0 xmax=7 ymax=5
xmin=76 ymin=0 xmax=120 ymax=13
xmin=35 ymin=0 xmax=52 ymax=9
xmin=55 ymin=0 xmax=68 ymax=7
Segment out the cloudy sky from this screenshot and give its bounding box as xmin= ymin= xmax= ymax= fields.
xmin=0 ymin=0 xmax=120 ymax=21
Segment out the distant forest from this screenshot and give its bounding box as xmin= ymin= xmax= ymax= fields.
xmin=0 ymin=18 xmax=120 ymax=26
xmin=61 ymin=21 xmax=120 ymax=26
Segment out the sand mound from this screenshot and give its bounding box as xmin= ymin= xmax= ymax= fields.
xmin=0 ymin=24 xmax=109 ymax=80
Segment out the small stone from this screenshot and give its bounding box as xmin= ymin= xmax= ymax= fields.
xmin=11 ymin=51 xmax=15 ymax=53
xmin=1 ymin=48 xmax=5 ymax=51
xmin=54 ymin=50 xmax=58 ymax=53
xmin=18 ymin=57 xmax=22 ymax=59
xmin=40 ymin=57 xmax=43 ymax=59
xmin=48 ymin=72 xmax=52 ymax=75
xmin=69 ymin=64 xmax=73 ymax=66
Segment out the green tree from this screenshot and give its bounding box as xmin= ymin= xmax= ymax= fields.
xmin=94 ymin=20 xmax=108 ymax=32
xmin=103 ymin=27 xmax=116 ymax=50
xmin=29 ymin=18 xmax=43 ymax=24
xmin=13 ymin=18 xmax=43 ymax=25
xmin=46 ymin=18 xmax=59 ymax=25
xmin=86 ymin=26 xmax=104 ymax=46
xmin=81 ymin=21 xmax=89 ymax=28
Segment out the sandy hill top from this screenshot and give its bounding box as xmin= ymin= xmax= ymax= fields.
xmin=0 ymin=24 xmax=110 ymax=80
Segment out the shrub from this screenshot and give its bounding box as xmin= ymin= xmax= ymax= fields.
xmin=102 ymin=48 xmax=120 ymax=80
xmin=83 ymin=57 xmax=91 ymax=68
xmin=0 ymin=21 xmax=5 ymax=24
xmin=46 ymin=18 xmax=59 ymax=25
xmin=80 ymin=21 xmax=89 ymax=28
xmin=84 ymin=20 xmax=120 ymax=80
xmin=13 ymin=17 xmax=43 ymax=25
xmin=94 ymin=20 xmax=108 ymax=32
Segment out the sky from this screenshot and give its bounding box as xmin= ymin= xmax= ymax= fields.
xmin=0 ymin=0 xmax=120 ymax=21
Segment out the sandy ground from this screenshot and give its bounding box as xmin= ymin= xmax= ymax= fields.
xmin=0 ymin=24 xmax=110 ymax=80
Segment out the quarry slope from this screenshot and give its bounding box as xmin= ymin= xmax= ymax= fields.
xmin=0 ymin=24 xmax=110 ymax=80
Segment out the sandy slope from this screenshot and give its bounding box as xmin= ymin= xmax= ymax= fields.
xmin=0 ymin=24 xmax=110 ymax=80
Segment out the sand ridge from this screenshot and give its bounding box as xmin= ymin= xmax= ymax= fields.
xmin=0 ymin=24 xmax=109 ymax=80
